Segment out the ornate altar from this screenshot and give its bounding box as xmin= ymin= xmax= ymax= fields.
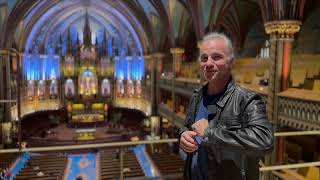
xmin=18 ymin=11 xmax=146 ymax=125
xmin=60 ymin=15 xmax=112 ymax=126
xmin=62 ymin=44 xmax=111 ymax=126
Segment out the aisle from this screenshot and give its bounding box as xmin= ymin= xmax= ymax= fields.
xmin=66 ymin=154 xmax=96 ymax=180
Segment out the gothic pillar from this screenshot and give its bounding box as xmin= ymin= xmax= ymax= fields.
xmin=282 ymin=40 xmax=294 ymax=90
xmin=153 ymin=52 xmax=165 ymax=107
xmin=170 ymin=48 xmax=184 ymax=78
xmin=144 ymin=55 xmax=152 ymax=114
xmin=154 ymin=53 xmax=165 ymax=75
xmin=170 ymin=48 xmax=184 ymax=112
xmin=265 ymin=20 xmax=301 ymax=164
xmin=0 ymin=51 xmax=4 ymax=147
xmin=14 ymin=50 xmax=22 ymax=148
xmin=197 ymin=41 xmax=204 ymax=87
xmin=153 ymin=53 xmax=165 ymax=134
xmin=265 ymin=34 xmax=277 ymax=124
xmin=5 ymin=51 xmax=11 ymax=121
xmin=150 ymin=55 xmax=156 ymax=116
xmin=265 ymin=20 xmax=301 ymax=92
xmin=0 ymin=50 xmax=5 ymax=113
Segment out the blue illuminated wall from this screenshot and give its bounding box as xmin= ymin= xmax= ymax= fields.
xmin=23 ymin=53 xmax=41 ymax=81
xmin=23 ymin=51 xmax=61 ymax=81
xmin=114 ymin=52 xmax=128 ymax=80
xmin=114 ymin=53 xmax=144 ymax=81
xmin=131 ymin=55 xmax=145 ymax=81
xmin=43 ymin=54 xmax=61 ymax=80
xmin=107 ymin=38 xmax=113 ymax=57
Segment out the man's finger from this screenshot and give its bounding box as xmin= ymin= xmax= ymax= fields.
xmin=189 ymin=131 xmax=197 ymax=136
xmin=183 ymin=148 xmax=197 ymax=153
xmin=181 ymin=137 xmax=197 ymax=148
xmin=180 ymin=143 xmax=198 ymax=153
xmin=182 ymin=132 xmax=197 ymax=145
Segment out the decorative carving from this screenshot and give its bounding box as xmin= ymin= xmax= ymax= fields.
xmin=170 ymin=48 xmax=185 ymax=77
xmin=278 ymin=97 xmax=320 ymax=130
xmin=267 ymin=39 xmax=276 ymax=122
xmin=264 ymin=20 xmax=301 ymax=39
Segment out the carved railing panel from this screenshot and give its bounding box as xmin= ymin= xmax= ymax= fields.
xmin=278 ymin=89 xmax=320 ymax=130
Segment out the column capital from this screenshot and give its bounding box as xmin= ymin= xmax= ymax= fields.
xmin=197 ymin=41 xmax=202 ymax=48
xmin=10 ymin=52 xmax=18 ymax=57
xmin=264 ymin=20 xmax=301 ymax=39
xmin=0 ymin=49 xmax=9 ymax=56
xmin=144 ymin=55 xmax=152 ymax=60
xmin=170 ymin=48 xmax=184 ymax=54
xmin=152 ymin=52 xmax=165 ymax=59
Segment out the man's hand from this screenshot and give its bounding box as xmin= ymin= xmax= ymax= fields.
xmin=192 ymin=118 xmax=209 ymax=137
xmin=180 ymin=131 xmax=198 ymax=153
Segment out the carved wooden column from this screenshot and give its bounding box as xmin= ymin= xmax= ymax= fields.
xmin=0 ymin=50 xmax=5 ymax=147
xmin=197 ymin=41 xmax=204 ymax=87
xmin=5 ymin=51 xmax=12 ymax=121
xmin=170 ymin=48 xmax=184 ymax=112
xmin=153 ymin=53 xmax=165 ymax=107
xmin=0 ymin=50 xmax=5 ymax=113
xmin=153 ymin=53 xmax=165 ymax=135
xmin=265 ymin=20 xmax=301 ymax=164
xmin=14 ymin=50 xmax=22 ymax=148
xmin=144 ymin=55 xmax=152 ymax=114
xmin=149 ymin=54 xmax=158 ymax=116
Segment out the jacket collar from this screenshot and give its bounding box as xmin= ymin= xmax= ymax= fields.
xmin=195 ymin=77 xmax=236 ymax=108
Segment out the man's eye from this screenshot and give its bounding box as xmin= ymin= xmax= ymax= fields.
xmin=201 ymin=56 xmax=208 ymax=62
xmin=211 ymin=55 xmax=222 ymax=61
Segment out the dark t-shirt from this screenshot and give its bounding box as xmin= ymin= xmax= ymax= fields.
xmin=191 ymin=92 xmax=222 ymax=180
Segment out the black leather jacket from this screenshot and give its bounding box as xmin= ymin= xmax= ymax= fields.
xmin=179 ymin=79 xmax=274 ymax=180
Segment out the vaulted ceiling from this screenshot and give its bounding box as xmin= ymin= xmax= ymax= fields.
xmin=0 ymin=0 xmax=308 ymax=55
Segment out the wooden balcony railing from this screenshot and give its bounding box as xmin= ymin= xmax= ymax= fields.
xmin=278 ymin=88 xmax=320 ymax=130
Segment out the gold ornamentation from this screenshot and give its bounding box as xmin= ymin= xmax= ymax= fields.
xmin=170 ymin=48 xmax=184 ymax=54
xmin=264 ymin=20 xmax=301 ymax=39
xmin=152 ymin=53 xmax=165 ymax=59
xmin=143 ymin=55 xmax=152 ymax=60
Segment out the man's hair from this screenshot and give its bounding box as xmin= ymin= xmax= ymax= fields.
xmin=200 ymin=32 xmax=234 ymax=60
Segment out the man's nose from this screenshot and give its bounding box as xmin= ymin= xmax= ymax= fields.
xmin=205 ymin=57 xmax=216 ymax=65
xmin=204 ymin=60 xmax=215 ymax=67
xmin=204 ymin=64 xmax=215 ymax=71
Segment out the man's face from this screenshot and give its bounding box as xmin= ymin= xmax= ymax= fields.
xmin=199 ymin=38 xmax=232 ymax=82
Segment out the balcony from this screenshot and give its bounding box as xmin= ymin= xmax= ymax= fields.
xmin=158 ymin=78 xmax=320 ymax=131
xmin=158 ymin=103 xmax=184 ymax=128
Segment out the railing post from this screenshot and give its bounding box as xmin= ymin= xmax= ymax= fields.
xmin=259 ymin=171 xmax=263 ymax=180
xmin=120 ymin=146 xmax=123 ymax=180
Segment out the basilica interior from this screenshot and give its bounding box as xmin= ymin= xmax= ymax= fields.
xmin=0 ymin=0 xmax=319 ymax=179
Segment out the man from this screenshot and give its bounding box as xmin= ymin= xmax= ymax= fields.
xmin=179 ymin=32 xmax=273 ymax=180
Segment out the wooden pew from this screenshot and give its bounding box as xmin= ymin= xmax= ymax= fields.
xmin=99 ymin=148 xmax=144 ymax=179
xmin=0 ymin=153 xmax=18 ymax=169
xmin=146 ymin=144 xmax=184 ymax=178
xmin=15 ymin=154 xmax=66 ymax=180
xmin=313 ymin=80 xmax=320 ymax=92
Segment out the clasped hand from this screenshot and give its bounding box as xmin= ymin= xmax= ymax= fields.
xmin=179 ymin=118 xmax=209 ymax=153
